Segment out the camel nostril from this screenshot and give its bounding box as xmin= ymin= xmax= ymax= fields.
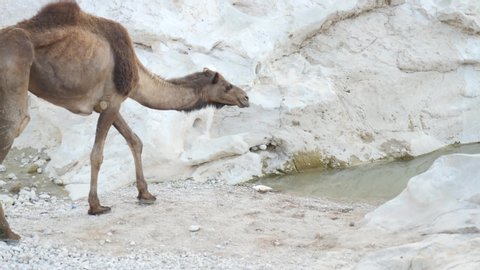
xmin=245 ymin=96 xmax=249 ymax=101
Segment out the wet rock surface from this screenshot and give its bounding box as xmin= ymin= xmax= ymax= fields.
xmin=0 ymin=148 xmax=67 ymax=200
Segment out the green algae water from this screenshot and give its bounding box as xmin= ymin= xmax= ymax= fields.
xmin=0 ymin=147 xmax=68 ymax=198
xmin=257 ymin=143 xmax=480 ymax=204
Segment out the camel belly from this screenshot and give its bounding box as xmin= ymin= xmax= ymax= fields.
xmin=27 ymin=28 xmax=116 ymax=115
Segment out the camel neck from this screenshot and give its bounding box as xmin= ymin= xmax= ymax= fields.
xmin=129 ymin=63 xmax=205 ymax=111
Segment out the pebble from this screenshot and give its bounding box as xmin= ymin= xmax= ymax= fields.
xmin=39 ymin=193 xmax=51 ymax=200
xmin=259 ymin=144 xmax=267 ymax=151
xmin=0 ymin=194 xmax=14 ymax=205
xmin=253 ymin=185 xmax=272 ymax=193
xmin=0 ymin=164 xmax=6 ymax=172
xmin=53 ymin=178 xmax=64 ymax=185
xmin=7 ymin=173 xmax=17 ymax=180
xmin=27 ymin=164 xmax=40 ymax=174
xmin=37 ymin=168 xmax=43 ymax=174
xmin=18 ymin=188 xmax=38 ymax=203
xmin=35 ymin=159 xmax=47 ymax=167
xmin=21 ymin=158 xmax=30 ymax=165
xmin=189 ymin=225 xmax=201 ymax=232
xmin=130 ymin=241 xmax=136 ymax=246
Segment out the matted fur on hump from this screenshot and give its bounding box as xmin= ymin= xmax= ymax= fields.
xmin=16 ymin=1 xmax=139 ymax=95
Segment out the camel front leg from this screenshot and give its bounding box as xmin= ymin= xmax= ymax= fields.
xmin=0 ymin=27 xmax=34 ymax=241
xmin=0 ymin=204 xmax=20 ymax=241
xmin=88 ymin=108 xmax=118 ymax=215
xmin=113 ymin=114 xmax=156 ymax=203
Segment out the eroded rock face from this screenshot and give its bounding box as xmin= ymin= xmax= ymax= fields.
xmin=1 ymin=1 xmax=479 ymax=196
xmin=360 ymin=154 xmax=480 ymax=269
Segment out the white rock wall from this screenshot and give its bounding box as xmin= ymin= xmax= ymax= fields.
xmin=1 ymin=0 xmax=480 ymax=198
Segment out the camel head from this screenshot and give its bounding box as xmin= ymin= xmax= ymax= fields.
xmin=201 ymin=68 xmax=250 ymax=108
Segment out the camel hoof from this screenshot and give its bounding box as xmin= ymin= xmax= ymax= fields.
xmin=137 ymin=194 xmax=157 ymax=205
xmin=0 ymin=229 xmax=21 ymax=243
xmin=88 ymin=205 xmax=111 ymax=215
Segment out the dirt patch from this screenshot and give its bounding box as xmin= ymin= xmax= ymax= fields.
xmin=2 ymin=180 xmax=379 ymax=269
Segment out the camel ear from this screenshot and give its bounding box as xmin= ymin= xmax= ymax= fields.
xmin=212 ymin=72 xmax=219 ymax=84
xmin=203 ymin=67 xmax=210 ymax=72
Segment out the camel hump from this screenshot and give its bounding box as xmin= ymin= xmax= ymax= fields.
xmin=94 ymin=18 xmax=139 ymax=95
xmin=17 ymin=2 xmax=139 ymax=95
xmin=38 ymin=2 xmax=140 ymax=95
xmin=17 ymin=2 xmax=82 ymax=30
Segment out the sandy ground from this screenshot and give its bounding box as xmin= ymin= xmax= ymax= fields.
xmin=0 ymin=179 xmax=394 ymax=269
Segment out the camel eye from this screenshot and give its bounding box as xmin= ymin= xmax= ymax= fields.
xmin=225 ymin=84 xmax=233 ymax=92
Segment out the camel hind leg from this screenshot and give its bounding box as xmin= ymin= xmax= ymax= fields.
xmin=113 ymin=114 xmax=156 ymax=203
xmin=0 ymin=27 xmax=34 ymax=242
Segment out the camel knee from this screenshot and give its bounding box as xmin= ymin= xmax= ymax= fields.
xmin=130 ymin=134 xmax=143 ymax=154
xmin=0 ymin=113 xmax=29 ymax=163
xmin=15 ymin=115 xmax=30 ymax=137
xmin=0 ymin=132 xmax=14 ymax=163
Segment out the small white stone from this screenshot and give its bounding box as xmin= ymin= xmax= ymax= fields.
xmin=39 ymin=193 xmax=51 ymax=200
xmin=0 ymin=194 xmax=14 ymax=205
xmin=0 ymin=165 xmax=6 ymax=172
xmin=53 ymin=178 xmax=63 ymax=185
xmin=130 ymin=241 xmax=136 ymax=246
xmin=7 ymin=173 xmax=17 ymax=180
xmin=259 ymin=144 xmax=267 ymax=151
xmin=18 ymin=188 xmax=38 ymax=203
xmin=37 ymin=168 xmax=43 ymax=174
xmin=253 ymin=185 xmax=273 ymax=193
xmin=34 ymin=159 xmax=47 ymax=167
xmin=189 ymin=225 xmax=201 ymax=232
xmin=21 ymin=158 xmax=30 ymax=164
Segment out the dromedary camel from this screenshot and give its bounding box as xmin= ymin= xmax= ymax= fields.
xmin=0 ymin=2 xmax=249 ymax=241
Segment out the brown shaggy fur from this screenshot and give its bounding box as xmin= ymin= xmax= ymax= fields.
xmin=16 ymin=1 xmax=138 ymax=95
xmin=168 ymin=71 xmax=215 ymax=89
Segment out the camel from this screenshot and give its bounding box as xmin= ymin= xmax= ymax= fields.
xmin=0 ymin=2 xmax=249 ymax=242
